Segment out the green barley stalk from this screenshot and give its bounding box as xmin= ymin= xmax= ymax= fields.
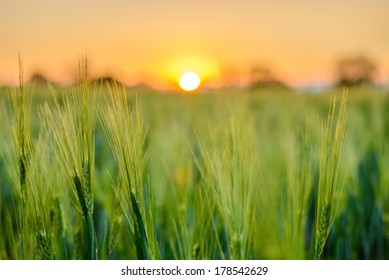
xmin=32 ymin=95 xmax=71 ymax=260
xmin=314 ymin=92 xmax=348 ymax=259
xmin=196 ymin=109 xmax=257 ymax=259
xmin=42 ymin=56 xmax=97 ymax=259
xmin=18 ymin=56 xmax=27 ymax=259
xmin=99 ymin=84 xmax=155 ymax=259
xmin=284 ymin=118 xmax=316 ymax=259
xmin=17 ymin=55 xmax=27 ymax=194
xmin=24 ymin=134 xmax=54 ymax=260
xmin=10 ymin=55 xmax=31 ymax=259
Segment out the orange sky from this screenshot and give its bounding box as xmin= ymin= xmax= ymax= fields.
xmin=1 ymin=0 xmax=389 ymax=89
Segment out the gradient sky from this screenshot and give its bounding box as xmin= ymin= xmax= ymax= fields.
xmin=1 ymin=0 xmax=388 ymax=89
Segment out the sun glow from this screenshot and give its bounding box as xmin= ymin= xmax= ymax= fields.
xmin=179 ymin=72 xmax=201 ymax=91
xmin=162 ymin=55 xmax=219 ymax=90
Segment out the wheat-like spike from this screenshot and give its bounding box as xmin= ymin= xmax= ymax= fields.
xmin=55 ymin=198 xmax=66 ymax=237
xmin=73 ymin=174 xmax=88 ymax=218
xmin=314 ymin=202 xmax=331 ymax=259
xmin=73 ymin=227 xmax=84 ymax=260
xmin=37 ymin=230 xmax=51 ymax=260
xmin=314 ymin=91 xmax=348 ymax=259
xmin=83 ymin=159 xmax=93 ymax=215
xmin=108 ymin=215 xmax=123 ymax=257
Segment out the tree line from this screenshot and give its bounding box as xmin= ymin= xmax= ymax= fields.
xmin=27 ymin=55 xmax=381 ymax=90
xmin=249 ymin=55 xmax=380 ymax=89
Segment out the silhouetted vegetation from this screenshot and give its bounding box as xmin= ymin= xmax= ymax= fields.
xmin=249 ymin=66 xmax=287 ymax=89
xmin=29 ymin=72 xmax=50 ymax=84
xmin=91 ymin=76 xmax=124 ymax=87
xmin=336 ymin=56 xmax=377 ymax=87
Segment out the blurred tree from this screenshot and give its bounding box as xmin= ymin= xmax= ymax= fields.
xmin=250 ymin=65 xmax=287 ymax=89
xmin=336 ymin=56 xmax=377 ymax=87
xmin=29 ymin=72 xmax=49 ymax=84
xmin=91 ymin=75 xmax=124 ymax=87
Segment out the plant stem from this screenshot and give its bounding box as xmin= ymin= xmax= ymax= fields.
xmin=86 ymin=213 xmax=96 ymax=260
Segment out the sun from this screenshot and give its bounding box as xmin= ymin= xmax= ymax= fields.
xmin=179 ymin=72 xmax=201 ymax=91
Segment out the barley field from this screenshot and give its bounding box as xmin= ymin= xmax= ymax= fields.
xmin=0 ymin=77 xmax=389 ymax=260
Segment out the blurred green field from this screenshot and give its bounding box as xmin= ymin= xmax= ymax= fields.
xmin=0 ymin=83 xmax=389 ymax=260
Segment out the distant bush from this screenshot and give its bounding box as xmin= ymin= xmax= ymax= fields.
xmin=249 ymin=66 xmax=288 ymax=90
xmin=91 ymin=76 xmax=124 ymax=87
xmin=336 ymin=56 xmax=377 ymax=87
xmin=29 ymin=72 xmax=50 ymax=84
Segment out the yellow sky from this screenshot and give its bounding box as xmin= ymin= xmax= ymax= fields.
xmin=1 ymin=0 xmax=388 ymax=89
